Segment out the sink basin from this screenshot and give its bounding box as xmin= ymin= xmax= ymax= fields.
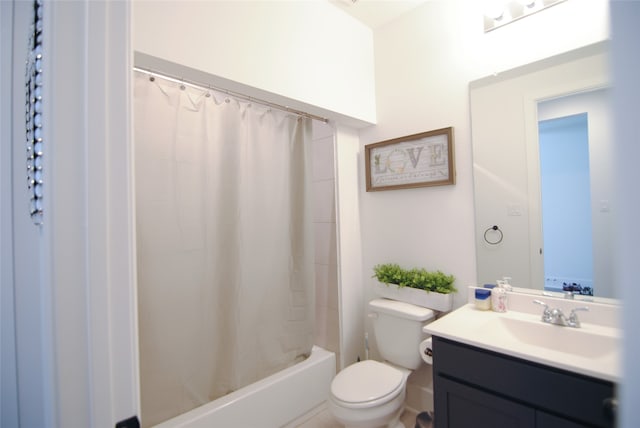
xmin=423 ymin=300 xmax=621 ymax=382
xmin=481 ymin=316 xmax=618 ymax=359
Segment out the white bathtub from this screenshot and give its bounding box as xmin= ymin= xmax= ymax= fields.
xmin=153 ymin=346 xmax=336 ymax=427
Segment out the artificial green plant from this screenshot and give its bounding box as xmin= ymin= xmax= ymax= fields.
xmin=373 ymin=263 xmax=457 ymax=294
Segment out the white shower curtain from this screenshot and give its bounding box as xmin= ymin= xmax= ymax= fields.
xmin=133 ymin=71 xmax=315 ymax=426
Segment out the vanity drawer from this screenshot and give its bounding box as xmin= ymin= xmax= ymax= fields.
xmin=433 ymin=336 xmax=615 ymax=427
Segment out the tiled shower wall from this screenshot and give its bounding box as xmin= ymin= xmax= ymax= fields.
xmin=312 ymin=121 xmax=340 ymax=366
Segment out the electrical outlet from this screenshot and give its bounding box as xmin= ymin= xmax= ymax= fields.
xmin=507 ymin=204 xmax=522 ymax=216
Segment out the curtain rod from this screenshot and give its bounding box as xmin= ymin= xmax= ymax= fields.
xmin=133 ymin=66 xmax=329 ymax=124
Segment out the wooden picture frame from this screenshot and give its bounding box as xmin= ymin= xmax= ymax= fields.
xmin=365 ymin=127 xmax=455 ymax=192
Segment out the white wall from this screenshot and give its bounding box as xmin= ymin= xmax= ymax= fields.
xmin=132 ymin=0 xmax=376 ymax=126
xmin=333 ymin=125 xmax=364 ymax=369
xmin=1 ymin=2 xmax=20 ymax=426
xmin=610 ymin=2 xmax=640 ymax=427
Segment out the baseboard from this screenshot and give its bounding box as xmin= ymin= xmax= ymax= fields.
xmin=406 ymin=383 xmax=434 ymax=414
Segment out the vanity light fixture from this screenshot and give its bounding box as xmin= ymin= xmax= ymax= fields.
xmin=484 ymin=0 xmax=567 ymax=33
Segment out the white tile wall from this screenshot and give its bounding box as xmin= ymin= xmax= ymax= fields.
xmin=312 ymin=121 xmax=340 ymax=365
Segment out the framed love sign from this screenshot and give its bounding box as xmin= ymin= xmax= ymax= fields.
xmin=365 ymin=127 xmax=455 ymax=192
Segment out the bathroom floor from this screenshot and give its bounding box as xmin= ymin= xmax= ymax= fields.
xmin=292 ymin=405 xmax=432 ymax=428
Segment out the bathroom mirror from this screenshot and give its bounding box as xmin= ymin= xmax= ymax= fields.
xmin=470 ymin=41 xmax=617 ymax=299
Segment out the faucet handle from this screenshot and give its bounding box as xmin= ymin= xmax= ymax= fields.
xmin=568 ymin=306 xmax=589 ymax=327
xmin=533 ymin=299 xmax=548 ymax=308
xmin=533 ymin=300 xmax=552 ymax=322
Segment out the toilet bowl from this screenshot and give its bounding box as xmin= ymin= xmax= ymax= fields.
xmin=328 ymin=360 xmax=409 ymax=428
xmin=328 ymin=299 xmax=436 ymax=428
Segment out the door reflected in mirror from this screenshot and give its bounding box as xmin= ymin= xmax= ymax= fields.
xmin=533 ymin=89 xmax=612 ymax=298
xmin=539 ymin=113 xmax=594 ymax=295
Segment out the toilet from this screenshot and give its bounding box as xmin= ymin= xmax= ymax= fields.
xmin=328 ymin=298 xmax=436 ymax=428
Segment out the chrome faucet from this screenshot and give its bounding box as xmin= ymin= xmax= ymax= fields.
xmin=533 ymin=300 xmax=589 ymax=328
xmin=533 ymin=300 xmax=553 ymax=323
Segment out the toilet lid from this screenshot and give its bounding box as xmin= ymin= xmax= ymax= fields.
xmin=331 ymin=360 xmax=404 ymax=404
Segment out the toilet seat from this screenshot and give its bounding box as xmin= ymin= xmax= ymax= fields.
xmin=330 ymin=360 xmax=405 ymax=409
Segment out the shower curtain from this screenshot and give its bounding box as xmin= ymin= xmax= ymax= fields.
xmin=133 ymin=71 xmax=315 ymax=426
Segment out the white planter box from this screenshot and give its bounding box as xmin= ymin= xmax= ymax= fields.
xmin=373 ymin=281 xmax=453 ymax=312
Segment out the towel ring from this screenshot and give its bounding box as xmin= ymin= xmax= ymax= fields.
xmin=484 ymin=225 xmax=503 ymax=245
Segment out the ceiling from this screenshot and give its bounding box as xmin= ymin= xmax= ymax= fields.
xmin=328 ymin=0 xmax=428 ymax=29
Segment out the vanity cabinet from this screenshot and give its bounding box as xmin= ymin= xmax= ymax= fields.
xmin=432 ymin=336 xmax=615 ymax=428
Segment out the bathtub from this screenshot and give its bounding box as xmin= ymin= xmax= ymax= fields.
xmin=153 ymin=346 xmax=336 ymax=427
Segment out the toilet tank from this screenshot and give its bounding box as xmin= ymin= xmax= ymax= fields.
xmin=369 ymin=298 xmax=435 ymax=370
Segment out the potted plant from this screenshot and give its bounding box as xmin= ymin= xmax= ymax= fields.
xmin=372 ymin=263 xmax=456 ymax=312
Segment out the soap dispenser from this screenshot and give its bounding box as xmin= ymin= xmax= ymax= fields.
xmin=492 ymin=280 xmax=508 ymax=312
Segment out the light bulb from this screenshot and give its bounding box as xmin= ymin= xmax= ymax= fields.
xmin=485 ymin=0 xmax=508 ymax=20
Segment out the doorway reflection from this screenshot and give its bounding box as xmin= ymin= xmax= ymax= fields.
xmin=536 ymin=88 xmax=612 ymax=297
xmin=538 ymin=113 xmax=593 ymax=295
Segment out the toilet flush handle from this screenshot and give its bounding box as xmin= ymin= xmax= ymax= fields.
xmin=368 ymin=313 xmax=378 ymax=319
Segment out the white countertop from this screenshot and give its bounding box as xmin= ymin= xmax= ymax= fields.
xmin=424 ymin=303 xmax=621 ymax=383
